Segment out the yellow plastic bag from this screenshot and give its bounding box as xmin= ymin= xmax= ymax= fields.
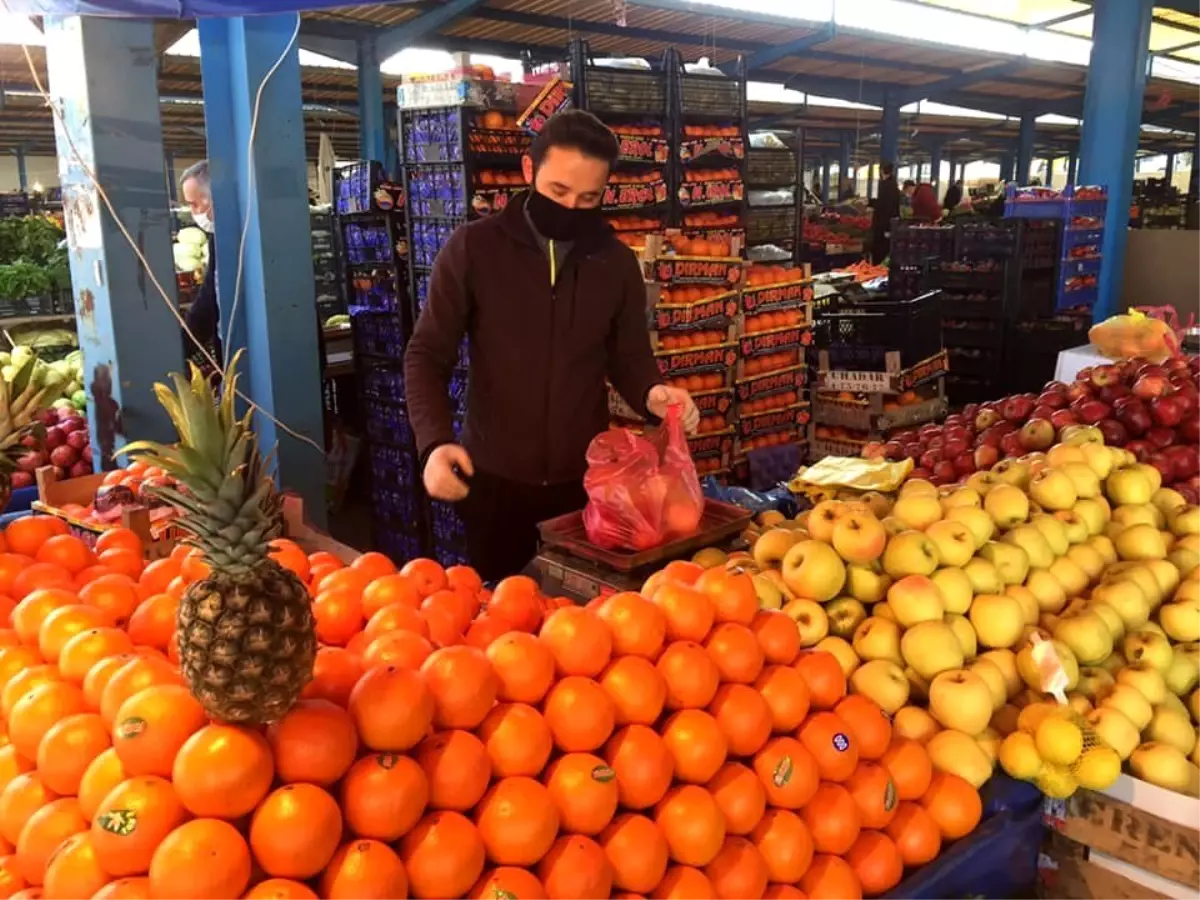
xmin=788 ymin=456 xmax=913 ymax=495
xmin=1088 ymin=307 xmax=1183 ymax=363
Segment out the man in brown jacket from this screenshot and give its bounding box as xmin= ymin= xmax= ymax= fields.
xmin=405 ymin=110 xmax=698 ymax=580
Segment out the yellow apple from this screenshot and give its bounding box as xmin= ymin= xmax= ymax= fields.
xmin=1025 ymin=568 xmax=1068 ymax=614
xmin=844 ymin=561 xmax=891 ymax=605
xmin=886 ymin=574 xmax=946 ymax=627
xmin=979 ymin=648 xmax=1022 ymax=700
xmin=1006 ymin=584 xmax=1041 ymax=626
xmin=1114 ymin=523 xmax=1168 ymax=562
xmin=1047 ymin=556 xmax=1089 ymax=598
xmin=1112 ymin=504 xmax=1161 ymax=530
xmin=946 ymin=614 xmax=978 ymax=661
xmin=1047 ymin=445 xmax=1087 ymax=468
xmin=979 ymin=541 xmax=1030 ymax=586
xmin=1107 ymin=466 xmax=1155 ymax=506
xmin=966 ymin=471 xmax=1003 ymax=496
xmin=1159 ymin=597 xmax=1200 ymax=642
xmin=1123 ymin=629 xmax=1175 ymax=673
xmin=1075 ymin=666 xmax=1116 ymax=700
xmin=826 ymin=597 xmax=868 ymax=639
xmin=852 ymin=616 xmax=903 ymax=666
xmin=781 ymin=598 xmax=829 ymax=647
xmin=816 ymin=636 xmax=860 ymax=678
xmin=1030 ymin=514 xmax=1071 ymax=556
xmin=1080 ymin=443 xmax=1116 ymax=480
xmin=806 ymin=500 xmax=849 ymax=543
xmin=1097 ymin=682 xmax=1153 ymax=730
xmin=1003 ymin=525 xmax=1055 ymax=569
xmin=753 ymin=528 xmax=798 ymax=571
xmin=1164 ymin=643 xmax=1199 ymax=695
xmin=1117 ymin=662 xmax=1167 ymax=705
xmin=1053 ymin=510 xmax=1092 ymax=546
xmin=901 ymin=621 xmax=965 ymax=680
xmin=969 ymin=593 xmax=1025 ymax=650
xmin=781 ymin=540 xmax=846 ymax=602
xmin=1053 ymin=611 xmax=1114 ymax=666
xmin=983 ymin=484 xmax=1030 ymax=530
xmin=1029 ymin=469 xmax=1079 ymax=512
xmin=927 ymin=669 xmax=995 ymax=736
xmin=1169 ymin=505 xmax=1200 ymax=537
xmin=931 ymin=566 xmax=973 ymax=615
xmin=945 ymin=506 xmax=996 ymax=550
xmin=1085 ymin=707 xmax=1140 ymax=759
xmin=900 ymin=478 xmax=939 ymax=498
xmin=1072 ymin=498 xmax=1109 ymax=537
xmin=882 ymin=531 xmax=940 ymax=578
xmin=1086 ymin=601 xmax=1125 ymax=642
xmin=925 ymin=520 xmax=976 ymax=568
xmin=892 ymin=493 xmax=944 ymax=533
xmin=941 ymin=487 xmax=982 ymax=511
xmin=831 ymin=512 xmax=888 ymax=566
xmin=1129 ymin=742 xmax=1198 ymax=794
xmin=849 ymin=659 xmax=910 ymax=714
xmin=925 ymin=729 xmax=995 ymax=787
xmin=963 ymin=557 xmax=1004 ymax=595
xmin=967 ymin=657 xmax=1007 ymax=710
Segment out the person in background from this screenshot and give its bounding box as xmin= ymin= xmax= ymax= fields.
xmin=405 ymin=110 xmax=699 ymax=582
xmin=910 ymin=181 xmax=942 ymax=222
xmin=178 ymin=160 xmax=221 ymax=373
xmin=942 ymin=180 xmax=964 ymax=211
xmin=870 ymin=161 xmax=900 ymax=263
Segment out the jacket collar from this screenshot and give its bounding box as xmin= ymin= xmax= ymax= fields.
xmin=497 ymin=189 xmax=614 ymax=255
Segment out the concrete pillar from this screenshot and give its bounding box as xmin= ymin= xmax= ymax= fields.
xmin=198 ymin=14 xmax=326 ymax=523
xmin=357 ymin=37 xmax=386 ymax=164
xmin=880 ymin=94 xmax=900 ymax=166
xmin=43 ymin=16 xmax=184 ymax=461
xmin=1079 ymin=0 xmax=1154 ymax=321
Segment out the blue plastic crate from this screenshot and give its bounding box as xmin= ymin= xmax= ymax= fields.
xmin=365 ymin=400 xmax=415 ymax=451
xmin=354 ymin=311 xmax=409 ymax=359
xmin=375 ymin=527 xmax=424 ymax=566
xmin=1062 ymin=227 xmax=1104 ymax=256
xmin=370 ymin=442 xmax=417 ymax=480
xmin=1056 ymin=283 xmax=1099 ymax=312
xmin=1061 ymin=257 xmax=1103 ymax=278
xmin=361 ymin=365 xmax=406 ymax=404
xmin=403 ymin=108 xmax=465 ymax=164
xmin=1004 ymin=185 xmax=1067 ymax=219
xmin=349 ymin=274 xmax=403 ymax=314
xmin=449 ymin=368 xmax=469 ymax=412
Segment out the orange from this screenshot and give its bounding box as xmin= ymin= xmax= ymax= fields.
xmin=244 ymin=877 xmax=318 ymax=899
xmin=709 ymin=684 xmax=771 ymax=757
xmin=651 ymin=584 xmax=714 ymax=643
xmin=885 ymin=801 xmax=941 ymax=867
xmin=751 ymin=808 xmax=813 ymax=885
xmin=0 ymin=626 xmax=16 ymax=648
xmin=111 ymin=684 xmax=206 ymax=778
xmin=148 ymin=818 xmax=251 ymax=899
xmin=693 ymin=568 xmax=758 ymax=626
xmin=477 ymin=703 xmax=552 ymax=778
xmin=266 ymin=699 xmax=357 ymax=787
xmin=594 ymin=592 xmax=666 ymax=660
xmin=880 ymin=737 xmax=933 ymax=801
xmin=704 ymin=836 xmax=769 ymax=900
xmin=78 ymin=575 xmax=140 ymax=626
xmin=799 ymin=854 xmax=862 ymax=900
xmin=312 ymin=586 xmax=364 ymax=646
xmin=487 ymin=576 xmax=542 ymax=632
xmin=74 ymin=566 xmax=116 ymax=591
xmin=657 ymin=641 xmax=719 ymax=711
xmin=642 ymin=561 xmax=704 ymax=597
xmin=415 ymin=730 xmax=490 ymax=812
xmin=474 ymin=776 xmax=559 ymax=866
xmin=59 ymin=628 xmax=134 ymax=684
xmin=794 ymin=651 xmax=846 ymax=710
xmin=654 ymin=785 xmax=725 ymax=867
xmin=661 ymin=710 xmax=727 ymax=785
xmin=0 ymin=856 xmax=26 ymax=899
xmin=464 ymin=616 xmax=510 ymax=649
xmin=313 ymin=567 xmax=369 ymax=598
xmin=544 ymin=753 xmax=618 ymax=836
xmin=0 ymin=746 xmax=33 ymax=796
xmin=600 ymin=656 xmax=666 ymax=726
xmin=419 ymin=603 xmax=463 ymax=649
xmin=802 ymin=782 xmax=862 ymax=855
xmin=340 ymin=753 xmax=428 ymax=841
xmin=0 ymin=772 xmax=58 ymax=845
xmin=537 ymin=835 xmax=612 ymax=900
xmin=136 ymin=558 xmax=181 ymax=601
xmin=0 ymin=647 xmax=42 ymax=696
xmin=99 ymin=656 xmax=178 ymax=730
xmin=319 ymin=840 xmax=408 ymax=900
xmin=603 ymin=725 xmax=674 ymax=811
xmin=11 ymin=589 xmax=77 ymax=645
xmin=468 ymin=867 xmax=546 ymax=900
xmin=846 ymin=762 xmax=899 ymax=830
xmin=651 ymin=865 xmax=715 ymax=899
xmin=361 ymin=574 xmax=421 ymax=617
xmin=11 ymin=562 xmax=74 ymax=600
xmin=599 ymin=814 xmax=668 ymax=894
xmin=78 ymin=748 xmax=125 ymax=821
xmin=93 ymin=876 xmax=152 ymax=899
xmin=919 ymin=772 xmax=981 ymax=840
xmin=836 ymin=695 xmax=892 ymax=761
xmin=94 ymin=529 xmax=142 ymax=558
xmin=8 ymin=681 xmax=86 ymax=760
xmin=4 ymin=519 xmax=55 ymax=559
xmin=15 ymin=796 xmax=87 ymax=884
xmin=42 ymin=831 xmax=108 ymax=900
xmin=363 ymin=601 xmax=429 ymax=640
xmin=250 ymin=784 xmax=342 ymax=879
xmin=399 ymin=559 xmax=449 ymax=599
xmin=753 ymin=665 xmax=811 ymax=733
xmin=35 ymin=713 xmax=109 ymax=796
xmin=96 ymin=550 xmax=144 ymax=582
xmin=362 ymin=631 xmax=433 ymax=671
xmin=543 ymin=676 xmax=615 ymax=752
xmin=348 ymin=665 xmax=433 ymax=752
xmin=350 ymin=551 xmax=396 ymax=582
xmin=445 ymin=565 xmax=482 ymax=597
xmin=91 ymin=776 xmax=187 ymax=876
xmin=172 ymin=725 xmax=274 ymax=819
xmin=752 ymin=737 xmax=820 ymax=810
xmin=539 ymin=607 xmax=612 ymax=677
xmin=125 ymin=594 xmax=177 ymax=652
xmin=35 ymin=536 xmax=95 ymax=576
xmin=749 ymin=610 xmax=800 ymax=665
xmin=798 ymin=711 xmax=859 ymax=782
xmin=421 ymin=646 xmax=497 ymax=730
xmin=2 ymin=665 xmax=63 ymax=722
xmin=846 ymin=830 xmax=903 ymax=895
xmin=0 ymin=557 xmax=32 ymax=601
xmin=399 ymin=811 xmax=486 ymax=900
xmin=299 ymin=647 xmax=363 ymax=709
xmin=37 ymin=605 xmax=111 ymax=664
xmin=703 ymin=623 xmax=764 ymax=684
xmin=706 ymin=762 xmax=765 ymax=836
xmin=422 ymin=589 xmax=474 ymax=635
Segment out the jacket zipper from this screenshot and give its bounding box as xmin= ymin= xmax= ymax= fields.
xmin=542 ymin=240 xmax=557 ymax=486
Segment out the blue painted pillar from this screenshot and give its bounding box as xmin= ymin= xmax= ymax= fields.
xmin=1079 ymin=0 xmax=1154 ymax=321
xmin=821 ymin=158 xmax=831 ymax=203
xmin=1000 ymin=152 xmax=1015 ymax=183
xmin=14 ymin=149 xmax=27 ymax=191
xmin=384 ymin=101 xmax=400 ymax=177
xmin=1067 ymin=150 xmax=1078 ymax=185
xmin=357 ymin=37 xmax=386 ymax=164
xmin=165 ymin=151 xmax=176 ymax=203
xmin=1017 ymin=115 xmax=1035 ymax=185
xmin=43 ymin=16 xmax=183 ymax=461
xmin=198 ymin=14 xmax=326 ymax=525
xmin=1164 ymin=152 xmax=1175 ymax=184
xmin=880 ymin=94 xmax=900 ymax=166
xmin=930 ymin=141 xmax=943 ymax=191
xmin=839 ymin=135 xmax=852 ymax=197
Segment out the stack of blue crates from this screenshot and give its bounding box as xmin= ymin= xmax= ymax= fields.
xmin=1004 ymin=184 xmax=1107 ymax=312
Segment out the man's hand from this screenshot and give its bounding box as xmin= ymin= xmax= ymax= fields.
xmin=647 ymin=384 xmax=700 ymax=435
xmin=423 ymin=444 xmax=474 ymax=501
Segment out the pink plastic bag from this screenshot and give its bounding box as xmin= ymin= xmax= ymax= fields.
xmin=582 ymin=405 xmax=705 ymax=551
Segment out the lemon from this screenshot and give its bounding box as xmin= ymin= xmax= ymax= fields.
xmin=1017 ymin=701 xmax=1062 ymax=735
xmin=999 ymin=732 xmax=1043 ymax=781
xmin=1036 ymin=717 xmax=1085 ymax=766
xmin=1074 ymin=746 xmax=1121 ymax=791
xmin=1037 ymin=762 xmax=1079 ymax=799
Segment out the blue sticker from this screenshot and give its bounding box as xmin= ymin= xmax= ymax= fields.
xmin=832 ymin=732 xmax=850 ymax=752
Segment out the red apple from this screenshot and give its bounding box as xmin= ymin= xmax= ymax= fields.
xmin=68 ymin=459 xmax=93 ymax=479
xmin=1116 ymin=403 xmax=1152 ymax=437
xmin=953 ymin=453 xmax=976 ymax=476
xmin=58 ymin=418 xmax=85 ymax=435
xmin=1042 ymin=380 xmax=1069 ymax=394
xmin=10 ymin=471 xmax=34 ymax=490
xmin=919 ymin=449 xmax=943 ymax=470
xmin=1125 ymin=439 xmax=1154 ymax=462
xmin=1001 ymin=395 xmax=1035 ymax=423
xmin=942 ymin=437 xmax=969 ymax=460
xmin=903 ymin=442 xmax=922 ymax=460
xmin=933 ymin=460 xmax=958 ymax=483
xmin=1150 ymin=395 xmax=1185 ymax=427
xmin=66 ymin=430 xmax=89 ymax=451
xmin=49 ymin=445 xmax=79 ymax=468
xmin=1090 ymin=365 xmax=1120 ymax=387
xmin=974 ymin=444 xmax=1000 ymax=470
xmin=43 ymin=426 xmax=65 ymax=450
xmin=1133 ymin=374 xmax=1172 ymax=401
xmin=1074 ymin=399 xmax=1112 ymax=425
xmin=908 ymin=467 xmax=932 ymax=481
xmin=883 ymin=440 xmax=905 ymax=461
xmin=975 ymin=409 xmax=1000 ymax=431
xmin=1097 ymin=419 xmax=1130 ymax=447
xmin=1065 ymin=382 xmax=1093 ymax=403
xmin=1096 ymin=383 xmax=1131 ymax=404
xmin=1165 ymin=445 xmax=1200 ymax=479
xmin=1136 ymin=363 xmax=1169 ymax=381
xmin=1031 ymin=405 xmax=1057 ymax=422
xmin=1019 ymin=418 xmax=1056 ymax=451
xmin=1050 ymin=409 xmax=1080 ymax=432
xmin=1145 ymin=427 xmax=1177 ymax=449
xmin=1000 ymin=432 xmax=1024 ymax=458
xmin=1145 ymin=452 xmax=1175 ymax=482
xmin=1035 ymin=391 xmax=1067 ymax=410
xmin=16 ymin=450 xmax=46 ymax=472
xmin=1179 ymin=415 xmax=1200 ymax=444
xmin=51 ymin=465 xmax=67 ymax=481
xmin=19 ymin=435 xmax=39 ymax=450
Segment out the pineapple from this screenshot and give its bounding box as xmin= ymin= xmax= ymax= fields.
xmin=123 ymin=352 xmax=315 ymax=724
xmin=0 ymin=360 xmax=56 ymax=508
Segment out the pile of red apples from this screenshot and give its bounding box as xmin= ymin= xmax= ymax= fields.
xmin=864 ymin=355 xmax=1200 ymax=502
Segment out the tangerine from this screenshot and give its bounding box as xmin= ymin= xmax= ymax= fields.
xmin=880 ymin=737 xmax=933 ymax=801
xmin=708 ymin=684 xmax=772 ymax=757
xmin=487 ymin=576 xmax=542 ymax=632
xmin=8 ymin=681 xmax=86 ymax=760
xmin=78 ymin=575 xmax=140 ymax=627
xmin=600 ymin=656 xmax=666 ymax=726
xmin=595 ymin=593 xmax=666 ymax=659
xmin=14 ymin=796 xmax=87 ymax=885
xmin=539 ymin=607 xmax=612 ymax=677
xmin=421 ymin=646 xmax=497 ymax=730
xmin=363 ymin=601 xmax=429 ymax=640
xmin=474 ymin=777 xmax=559 ymax=866
xmin=885 ymin=802 xmax=941 ymax=867
xmin=846 ymin=830 xmax=903 ymax=896
xmin=846 ymin=762 xmax=899 ymax=830
xmin=661 ymin=710 xmax=727 ymax=785
xmin=99 ymin=657 xmax=177 ymax=730
xmin=249 ymin=784 xmax=342 ymax=879
xmin=348 ymin=665 xmax=433 ymax=752
xmin=750 ymin=611 xmax=801 ymax=665
xmin=599 ymin=814 xmax=669 ymax=894
xmin=704 ymin=836 xmax=769 ymax=900
xmin=35 ymin=536 xmax=95 ymax=577
xmin=543 ymin=676 xmax=615 ymax=752
xmin=361 ymin=574 xmax=421 ymax=617
xmin=0 ymin=773 xmax=58 ymax=845
xmin=654 ymin=785 xmax=725 ymax=867
xmin=172 ymin=725 xmax=274 ymax=818
xmin=399 ymin=559 xmax=449 ymax=599
xmin=477 ymin=703 xmax=553 ymax=778
xmin=11 ymin=589 xmax=77 ymax=645
xmin=339 ymin=753 xmax=428 ymax=841
xmin=603 ymin=725 xmax=674 ymax=811
xmin=751 ymin=808 xmax=813 ymax=885
xmin=799 ymin=854 xmax=862 ymax=900
xmin=752 ymin=737 xmax=820 ymax=809
xmin=4 ymin=520 xmax=55 ymax=559
xmin=706 ymin=762 xmax=766 ymax=836
xmin=414 ymin=730 xmax=491 ymax=812
xmin=919 ymin=772 xmax=981 ymax=840
xmin=797 ymin=711 xmax=859 ymax=782
xmin=299 ymin=648 xmax=363 ymax=709
xmin=485 ymin=632 xmax=555 ymax=704
xmin=835 ymin=696 xmax=892 ymax=761
xmin=147 ymin=818 xmax=252 ymax=899
xmin=794 ymin=651 xmax=847 ymax=710
xmin=753 ymin=665 xmax=811 ymax=733
xmin=657 ymin=642 xmax=719 ymax=710
xmin=59 ymin=629 xmax=134 ymax=685
xmin=312 ymin=587 xmax=364 ymax=647
xmin=651 ymin=584 xmax=714 ymax=643
xmin=92 ymin=876 xmax=152 ymax=899
xmin=78 ymin=749 xmax=125 ymax=821
xmin=544 ymin=753 xmax=619 ymax=836
xmin=125 ymin=595 xmax=177 ymax=652
xmin=35 ymin=713 xmax=109 ymax=796
xmin=362 ymin=631 xmax=434 ymax=671
xmin=694 ymin=568 xmax=758 ymax=626
xmin=111 ymin=685 xmax=206 ymax=778
xmin=37 ymin=605 xmax=110 ymax=663
xmin=468 ymin=867 xmax=546 ymax=900
xmin=537 ymin=835 xmax=612 ymax=900
xmin=318 ymin=840 xmax=408 ymax=900
xmin=399 ymin=811 xmax=486 ymax=900
xmin=91 ymin=776 xmax=187 ymax=876
xmin=42 ymin=831 xmax=108 ymax=900
xmin=649 ymin=866 xmax=715 ymax=899
xmin=245 ymin=877 xmax=318 ymax=899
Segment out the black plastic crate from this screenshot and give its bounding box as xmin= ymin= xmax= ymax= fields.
xmin=1001 ymin=316 xmax=1088 ymax=393
xmin=945 ymin=374 xmax=1002 ymax=408
xmin=815 ymin=289 xmax=943 ymax=371
xmin=354 ymin=311 xmax=408 ymax=359
xmin=887 ymin=264 xmax=925 ymax=301
xmin=746 ymin=149 xmax=797 ymax=186
xmin=364 ymin=398 xmax=414 ymax=448
xmin=361 ymin=363 xmax=406 ymax=405
xmin=942 ymin=318 xmax=1004 ymax=350
xmin=946 ymin=346 xmax=1003 ymax=378
xmin=746 ymin=206 xmax=796 ymax=244
xmin=428 ymin=499 xmax=467 ymax=560
xmin=937 ymin=288 xmax=1005 ymax=321
xmin=402 ymin=108 xmax=466 ymax=164
xmin=449 ymin=368 xmax=469 ymax=413
xmin=890 ymin=221 xmax=956 ymax=266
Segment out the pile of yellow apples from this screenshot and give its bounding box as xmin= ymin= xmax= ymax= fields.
xmin=701 ymin=436 xmax=1199 ymax=800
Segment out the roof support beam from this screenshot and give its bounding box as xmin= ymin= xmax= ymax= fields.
xmin=895 ymin=58 xmax=1027 ymax=105
xmin=721 ymin=22 xmax=836 ymax=75
xmin=297 ymin=32 xmax=358 ymax=66
xmin=376 ymin=0 xmax=488 ymax=61
xmin=473 ymin=7 xmax=758 ymax=52
xmin=1037 ymin=8 xmax=1093 ymax=29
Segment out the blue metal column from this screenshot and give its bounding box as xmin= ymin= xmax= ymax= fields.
xmin=1164 ymin=152 xmax=1176 ymax=184
xmin=1079 ymin=0 xmax=1154 ymax=321
xmin=197 ymin=14 xmax=326 ymax=525
xmin=839 ymin=135 xmax=852 ymax=198
xmin=384 ymin=101 xmax=400 ymax=177
xmin=1017 ymin=115 xmax=1035 ymax=184
xmin=1000 ymin=152 xmax=1015 ymax=183
xmin=821 ymin=158 xmax=831 ymax=203
xmin=880 ymin=94 xmax=900 ymax=166
xmin=930 ymin=141 xmax=943 ymax=191
xmin=1067 ymin=150 xmax=1078 ymax=185
xmin=357 ymin=37 xmax=386 ymax=164
xmin=43 ymin=16 xmax=184 ymax=461
xmin=14 ymin=149 xmax=27 ymax=191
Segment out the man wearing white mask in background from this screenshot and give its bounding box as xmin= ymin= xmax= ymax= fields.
xmin=178 ymin=160 xmax=221 ymax=371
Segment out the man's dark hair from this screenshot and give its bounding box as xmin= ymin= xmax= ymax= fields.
xmin=903 ymin=179 xmax=917 ymax=189
xmin=529 ymin=110 xmax=619 ymax=170
xmin=880 ymin=162 xmax=895 ymax=177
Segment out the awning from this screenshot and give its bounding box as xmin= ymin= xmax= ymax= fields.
xmin=4 ymin=1 xmax=375 ymax=16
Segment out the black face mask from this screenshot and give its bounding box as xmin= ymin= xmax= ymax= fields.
xmin=526 ymin=189 xmax=605 ymax=242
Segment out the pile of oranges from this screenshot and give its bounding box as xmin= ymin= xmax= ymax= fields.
xmin=744 ymin=266 xmax=805 ymax=288
xmin=743 ymin=310 xmax=805 ymax=335
xmin=0 ymin=516 xmax=984 ymax=899
xmin=663 ymin=373 xmax=726 ymax=394
xmin=681 ymin=168 xmax=741 ymax=184
xmin=742 ymin=349 xmax=802 ymax=377
xmin=657 ymin=332 xmax=728 ymax=353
